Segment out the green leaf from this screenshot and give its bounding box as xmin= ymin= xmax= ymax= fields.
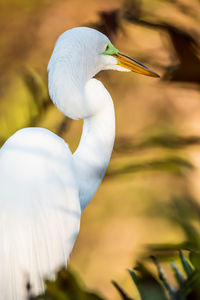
xmin=33 ymin=268 xmax=105 ymax=300
xmin=151 ymin=256 xmax=175 ymax=296
xmin=179 ymin=252 xmax=194 ymax=278
xmin=171 ymin=261 xmax=185 ymax=287
xmin=129 ymin=263 xmax=168 ymax=300
xmin=112 ymin=280 xmax=134 ymax=300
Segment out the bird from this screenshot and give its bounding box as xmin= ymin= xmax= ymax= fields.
xmin=0 ymin=27 xmax=159 ymax=299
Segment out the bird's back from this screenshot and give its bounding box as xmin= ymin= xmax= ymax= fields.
xmin=0 ymin=128 xmax=81 ymax=299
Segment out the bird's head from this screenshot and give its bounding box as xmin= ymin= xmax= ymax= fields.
xmin=48 ymin=26 xmax=159 ymax=79
xmin=48 ymin=27 xmax=159 ymax=119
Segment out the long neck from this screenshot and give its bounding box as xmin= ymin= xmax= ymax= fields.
xmin=73 ymin=79 xmax=115 ymax=211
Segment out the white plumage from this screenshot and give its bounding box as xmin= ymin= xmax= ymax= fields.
xmin=0 ymin=128 xmax=81 ymax=298
xmin=0 ymin=27 xmax=158 ymax=299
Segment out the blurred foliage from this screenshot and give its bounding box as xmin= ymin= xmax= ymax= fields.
xmin=113 ymin=252 xmax=200 ymax=300
xmin=107 ymin=156 xmax=193 ymax=178
xmin=113 ymin=195 xmax=200 ymax=300
xmin=122 ymin=0 xmax=200 ymax=83
xmin=89 ymin=9 xmax=122 ymax=41
xmin=115 ymin=133 xmax=200 ymax=153
xmin=30 ymin=268 xmax=105 ymax=300
xmin=89 ymin=0 xmax=200 ymax=82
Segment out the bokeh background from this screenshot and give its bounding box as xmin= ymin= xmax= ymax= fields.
xmin=1 ymin=0 xmax=200 ymax=299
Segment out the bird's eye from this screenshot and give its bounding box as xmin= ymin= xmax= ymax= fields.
xmin=105 ymin=43 xmax=109 ymax=51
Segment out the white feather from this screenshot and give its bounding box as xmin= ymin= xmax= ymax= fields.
xmin=0 ymin=27 xmax=123 ymax=298
xmin=0 ymin=128 xmax=81 ymax=298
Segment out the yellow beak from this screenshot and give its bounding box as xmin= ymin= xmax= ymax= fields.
xmin=113 ymin=52 xmax=160 ymax=78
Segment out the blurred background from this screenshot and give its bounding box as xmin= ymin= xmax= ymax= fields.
xmin=1 ymin=0 xmax=200 ymax=299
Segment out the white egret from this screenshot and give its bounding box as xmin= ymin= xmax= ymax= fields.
xmin=0 ymin=27 xmax=159 ymax=299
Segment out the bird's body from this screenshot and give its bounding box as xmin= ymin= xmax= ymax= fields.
xmin=0 ymin=27 xmax=158 ymax=299
xmin=0 ymin=128 xmax=80 ymax=298
xmin=0 ymin=77 xmax=115 ymax=299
